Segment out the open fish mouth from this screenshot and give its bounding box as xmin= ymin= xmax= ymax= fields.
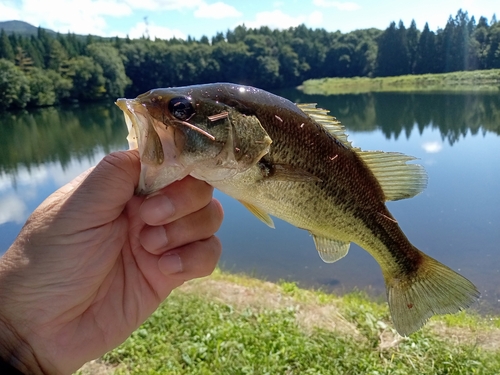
xmin=116 ymin=98 xmax=189 ymax=194
xmin=116 ymin=98 xmax=152 ymax=153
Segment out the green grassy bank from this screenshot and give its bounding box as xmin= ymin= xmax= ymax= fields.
xmin=300 ymin=69 xmax=500 ymax=95
xmin=78 ymin=270 xmax=500 ymax=375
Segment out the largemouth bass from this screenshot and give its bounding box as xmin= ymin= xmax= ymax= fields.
xmin=116 ymin=83 xmax=479 ymax=336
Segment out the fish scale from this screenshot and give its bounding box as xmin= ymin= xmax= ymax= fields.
xmin=117 ymin=82 xmax=479 ymax=336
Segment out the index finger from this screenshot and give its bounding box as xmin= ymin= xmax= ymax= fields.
xmin=139 ymin=176 xmax=214 ymax=226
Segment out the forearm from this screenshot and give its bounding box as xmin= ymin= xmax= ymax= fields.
xmin=0 ymin=251 xmax=46 ymax=375
xmin=0 ymin=317 xmax=45 ymax=375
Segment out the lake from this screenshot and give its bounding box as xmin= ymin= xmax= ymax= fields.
xmin=1 ymin=90 xmax=499 ymax=313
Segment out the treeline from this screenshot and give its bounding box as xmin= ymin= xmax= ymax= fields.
xmin=1 ymin=9 xmax=499 ymax=110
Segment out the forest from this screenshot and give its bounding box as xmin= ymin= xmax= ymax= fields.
xmin=1 ymin=9 xmax=499 ymax=110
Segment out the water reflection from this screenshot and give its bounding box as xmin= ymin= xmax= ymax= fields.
xmin=0 ymin=102 xmax=127 ymax=174
xmin=276 ymin=90 xmax=500 ymax=143
xmin=0 ymin=92 xmax=499 ymax=313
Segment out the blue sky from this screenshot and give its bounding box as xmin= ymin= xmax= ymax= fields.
xmin=0 ymin=0 xmax=497 ymax=40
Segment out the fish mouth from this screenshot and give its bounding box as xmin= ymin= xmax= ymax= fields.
xmin=116 ymin=98 xmax=145 ymax=151
xmin=116 ymin=98 xmax=189 ymax=195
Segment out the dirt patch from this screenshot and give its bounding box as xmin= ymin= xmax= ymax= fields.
xmin=429 ymin=321 xmax=500 ymax=351
xmin=177 ymin=278 xmax=362 ymax=339
xmin=77 ymin=359 xmax=122 ymax=375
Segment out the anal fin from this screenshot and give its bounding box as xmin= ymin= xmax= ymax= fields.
xmin=311 ymin=233 xmax=350 ymax=263
xmin=238 ymin=200 xmax=275 ymax=228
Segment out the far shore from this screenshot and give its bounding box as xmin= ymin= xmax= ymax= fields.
xmin=299 ymin=69 xmax=500 ymax=95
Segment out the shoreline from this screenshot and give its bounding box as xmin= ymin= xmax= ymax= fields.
xmin=299 ymin=69 xmax=500 ymax=95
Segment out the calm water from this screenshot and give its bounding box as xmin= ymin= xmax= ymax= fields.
xmin=1 ymin=91 xmax=499 ymax=312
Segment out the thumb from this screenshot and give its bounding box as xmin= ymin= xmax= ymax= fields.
xmin=81 ymin=150 xmax=141 ymax=202
xmin=76 ymin=149 xmax=141 ymax=208
xmin=47 ymin=150 xmax=141 ymax=226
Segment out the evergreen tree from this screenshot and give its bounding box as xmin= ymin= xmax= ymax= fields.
xmin=47 ymin=39 xmax=69 ymax=72
xmin=14 ymin=46 xmax=34 ymax=73
xmin=396 ymin=20 xmax=410 ymax=75
xmin=211 ymin=32 xmax=225 ymax=44
xmin=415 ymin=23 xmax=438 ymax=73
xmin=472 ymin=16 xmax=489 ymax=69
xmin=407 ymin=20 xmax=420 ymax=73
xmin=440 ymin=10 xmax=477 ymax=72
xmin=375 ymin=21 xmax=409 ymax=76
xmin=27 ymin=36 xmax=44 ymax=67
xmin=0 ymin=30 xmax=15 ymax=61
xmin=200 ymin=35 xmax=210 ymax=45
xmin=486 ymin=21 xmax=500 ymax=68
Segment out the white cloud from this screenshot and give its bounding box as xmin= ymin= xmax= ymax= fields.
xmin=124 ymin=0 xmax=202 ymax=11
xmin=308 ymin=10 xmax=324 ymax=26
xmin=243 ymin=9 xmax=326 ymax=30
xmin=422 ymin=141 xmax=443 ymax=153
xmin=245 ymin=10 xmax=306 ymax=30
xmin=127 ymin=21 xmax=186 ymax=40
xmin=194 ymin=2 xmax=242 ymax=19
xmin=0 ymin=165 xmax=49 ymax=194
xmin=313 ymin=0 xmax=361 ymax=11
xmin=0 ymin=151 xmax=104 ymax=226
xmin=1 ymin=0 xmax=132 ymax=35
xmin=51 ymin=155 xmax=101 ymax=186
xmin=0 ymin=195 xmax=28 ymax=225
xmin=0 ymin=2 xmax=20 ymax=21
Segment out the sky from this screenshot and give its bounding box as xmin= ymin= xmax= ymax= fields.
xmin=0 ymin=0 xmax=497 ymax=40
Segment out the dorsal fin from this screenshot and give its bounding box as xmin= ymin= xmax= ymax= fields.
xmin=357 ymin=151 xmax=428 ymax=201
xmin=296 ymin=103 xmax=352 ymax=148
xmin=297 ymin=103 xmax=427 ymax=201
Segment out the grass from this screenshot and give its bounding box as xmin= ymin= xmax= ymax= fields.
xmin=300 ymin=69 xmax=500 ymax=95
xmin=77 ymin=270 xmax=500 ymax=375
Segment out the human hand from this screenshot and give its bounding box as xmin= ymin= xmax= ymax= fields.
xmin=0 ymin=150 xmax=223 ymax=374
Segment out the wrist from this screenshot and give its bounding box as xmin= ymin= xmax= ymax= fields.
xmin=0 ymin=315 xmax=45 ymax=375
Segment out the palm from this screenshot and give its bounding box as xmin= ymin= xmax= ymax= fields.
xmin=19 ymin=188 xmax=174 ymax=367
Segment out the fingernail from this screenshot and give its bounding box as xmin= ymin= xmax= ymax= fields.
xmin=158 ymin=253 xmax=183 ymax=275
xmin=142 ymin=195 xmax=175 ymax=224
xmin=140 ymin=226 xmax=168 ymax=252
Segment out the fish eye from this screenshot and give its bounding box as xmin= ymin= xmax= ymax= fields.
xmin=168 ymin=97 xmax=194 ymax=121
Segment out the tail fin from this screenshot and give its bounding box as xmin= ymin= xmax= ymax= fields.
xmin=386 ymin=250 xmax=479 ymax=336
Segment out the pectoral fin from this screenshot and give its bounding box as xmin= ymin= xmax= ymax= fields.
xmin=311 ymin=233 xmax=350 ymax=263
xmin=259 ymin=161 xmax=322 ymax=183
xmin=238 ymin=200 xmax=275 ymax=228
